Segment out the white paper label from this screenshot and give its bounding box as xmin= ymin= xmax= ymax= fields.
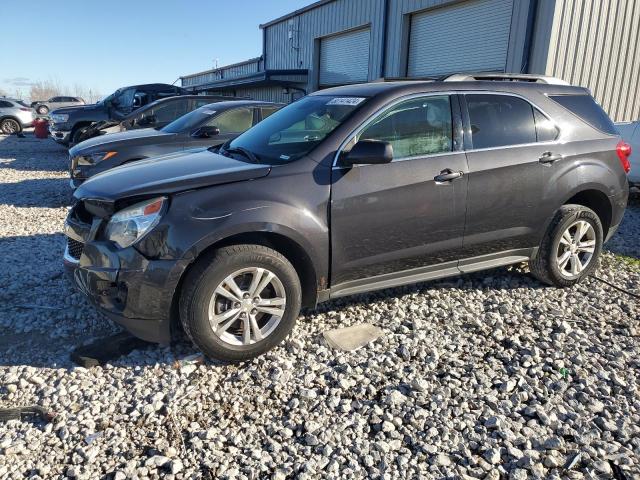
xmin=327 ymin=97 xmax=365 ymax=106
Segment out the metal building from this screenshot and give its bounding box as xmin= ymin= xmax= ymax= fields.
xmin=180 ymin=0 xmax=640 ymax=121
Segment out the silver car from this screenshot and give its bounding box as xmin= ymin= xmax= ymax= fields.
xmin=0 ymin=98 xmax=35 ymax=134
xmin=33 ymin=96 xmax=85 ymax=115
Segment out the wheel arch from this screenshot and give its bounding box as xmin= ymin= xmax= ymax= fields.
xmin=562 ymin=188 xmax=612 ymax=237
xmin=169 ymin=230 xmax=321 ymax=335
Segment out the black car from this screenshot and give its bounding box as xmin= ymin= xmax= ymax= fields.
xmin=68 ymin=101 xmax=282 ymax=187
xmin=49 ymin=83 xmax=187 ymax=146
xmin=73 ymin=95 xmax=244 ymax=144
xmin=64 ymin=74 xmax=630 ymax=362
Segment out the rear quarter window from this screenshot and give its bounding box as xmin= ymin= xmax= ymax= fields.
xmin=549 ymin=94 xmax=617 ymax=135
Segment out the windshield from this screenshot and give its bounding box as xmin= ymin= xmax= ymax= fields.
xmin=225 ymin=95 xmax=367 ymax=164
xmin=161 ymin=105 xmax=217 ymax=133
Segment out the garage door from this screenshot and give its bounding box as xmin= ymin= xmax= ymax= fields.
xmin=407 ymin=0 xmax=514 ymax=77
xmin=319 ymin=28 xmax=371 ymax=86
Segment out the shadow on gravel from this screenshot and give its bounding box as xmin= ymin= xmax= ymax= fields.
xmin=604 ymin=193 xmax=640 ymax=259
xmin=0 ymin=132 xmax=68 ymax=173
xmin=0 ymin=177 xmax=72 ymax=208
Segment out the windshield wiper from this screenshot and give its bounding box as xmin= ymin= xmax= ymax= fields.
xmin=222 ymin=146 xmax=260 ymax=163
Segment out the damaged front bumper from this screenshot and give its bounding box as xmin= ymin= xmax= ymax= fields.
xmin=63 ymin=209 xmax=187 ymax=344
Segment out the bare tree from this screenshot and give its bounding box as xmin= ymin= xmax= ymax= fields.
xmin=0 ymin=87 xmax=7 ymax=97
xmin=30 ymin=80 xmax=61 ymax=102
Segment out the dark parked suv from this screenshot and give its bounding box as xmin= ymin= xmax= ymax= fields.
xmin=64 ymin=74 xmax=630 ymax=362
xmin=68 ymin=100 xmax=282 ymax=187
xmin=72 ymin=94 xmax=243 ymax=144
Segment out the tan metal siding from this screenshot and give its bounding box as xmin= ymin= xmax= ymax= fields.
xmin=541 ymin=0 xmax=640 ymax=122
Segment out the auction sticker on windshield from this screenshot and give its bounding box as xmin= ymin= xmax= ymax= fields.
xmin=327 ymin=97 xmax=366 ymax=106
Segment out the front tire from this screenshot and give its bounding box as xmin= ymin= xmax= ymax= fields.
xmin=179 ymin=245 xmax=302 ymax=362
xmin=529 ymin=204 xmax=603 ymax=287
xmin=0 ymin=118 xmax=20 ymax=134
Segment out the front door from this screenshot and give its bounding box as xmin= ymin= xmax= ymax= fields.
xmin=331 ymin=94 xmax=469 ymax=288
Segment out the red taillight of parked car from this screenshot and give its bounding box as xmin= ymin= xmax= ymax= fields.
xmin=20 ymin=107 xmax=31 ymax=112
xmin=617 ymin=140 xmax=632 ymax=174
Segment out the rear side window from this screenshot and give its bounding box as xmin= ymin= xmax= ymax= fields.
xmin=0 ymin=100 xmax=12 ymax=108
xmin=549 ymin=94 xmax=617 ymax=135
xmin=534 ymin=109 xmax=559 ymax=142
xmin=467 ymin=94 xmax=536 ymax=149
xmin=208 ymin=107 xmax=253 ymax=133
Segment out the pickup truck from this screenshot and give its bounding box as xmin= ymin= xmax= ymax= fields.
xmin=48 ymin=83 xmax=186 ymax=147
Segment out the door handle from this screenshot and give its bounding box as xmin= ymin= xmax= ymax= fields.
xmin=539 ymin=151 xmax=563 ymax=164
xmin=434 ymin=169 xmax=464 ymax=183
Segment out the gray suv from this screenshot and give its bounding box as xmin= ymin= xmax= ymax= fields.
xmin=33 ymin=96 xmax=85 ymax=115
xmin=0 ymin=98 xmax=35 ymax=134
xmin=64 ymin=74 xmax=630 ymax=362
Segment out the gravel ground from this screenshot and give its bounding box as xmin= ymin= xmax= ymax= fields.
xmin=0 ymin=132 xmax=638 ymax=480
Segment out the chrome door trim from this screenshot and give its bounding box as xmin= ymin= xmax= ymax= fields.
xmin=332 ymin=90 xmax=564 ymax=167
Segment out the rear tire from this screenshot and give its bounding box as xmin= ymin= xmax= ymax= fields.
xmin=179 ymin=245 xmax=302 ymax=362
xmin=0 ymin=118 xmax=20 ymax=134
xmin=529 ymin=204 xmax=603 ymax=287
xmin=37 ymin=105 xmax=49 ymax=115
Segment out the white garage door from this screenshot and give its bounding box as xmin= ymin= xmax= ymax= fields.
xmin=319 ymin=28 xmax=371 ymax=86
xmin=408 ymin=0 xmax=514 ymax=77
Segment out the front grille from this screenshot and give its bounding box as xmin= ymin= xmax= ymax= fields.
xmin=67 ymin=237 xmax=84 ymax=260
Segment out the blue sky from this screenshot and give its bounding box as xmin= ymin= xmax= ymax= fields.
xmin=1 ymin=0 xmax=312 ymax=99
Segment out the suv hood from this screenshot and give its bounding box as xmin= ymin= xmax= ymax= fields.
xmin=74 ymin=149 xmax=271 ymax=203
xmin=51 ymin=103 xmax=101 ymax=115
xmin=70 ymin=128 xmax=167 ymax=155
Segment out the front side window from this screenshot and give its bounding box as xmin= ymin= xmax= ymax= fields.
xmin=151 ymin=101 xmax=180 ymax=123
xmin=261 ymin=107 xmax=280 ymax=120
xmin=226 ymin=95 xmax=367 ymax=164
xmin=207 ymin=107 xmax=253 ymax=133
xmin=0 ymin=100 xmax=12 ymax=108
xmin=467 ymin=94 xmax=537 ymax=149
xmin=357 ymin=95 xmax=453 ymax=159
xmin=193 ymin=98 xmax=216 ymax=108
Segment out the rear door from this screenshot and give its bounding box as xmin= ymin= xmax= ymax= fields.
xmin=331 ymin=94 xmax=468 ymax=288
xmin=460 ymin=93 xmax=560 ymax=261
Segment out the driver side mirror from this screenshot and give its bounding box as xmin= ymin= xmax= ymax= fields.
xmin=341 ymin=140 xmax=393 ymax=166
xmin=191 ymin=126 xmax=220 ymax=138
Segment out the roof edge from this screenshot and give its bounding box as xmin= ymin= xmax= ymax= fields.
xmin=259 ymin=0 xmax=337 ymax=29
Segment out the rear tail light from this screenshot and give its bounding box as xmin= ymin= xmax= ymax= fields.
xmin=617 ymin=140 xmax=632 ymax=174
xmin=20 ymin=107 xmax=30 ymax=111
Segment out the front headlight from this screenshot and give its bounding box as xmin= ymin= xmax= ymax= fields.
xmin=50 ymin=113 xmax=69 ymax=123
xmin=76 ymin=151 xmax=117 ymax=166
xmin=105 ymin=197 xmax=166 ymax=248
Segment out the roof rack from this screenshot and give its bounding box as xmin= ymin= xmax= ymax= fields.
xmin=372 ymin=76 xmax=439 ymax=83
xmin=441 ymin=73 xmax=570 ymax=85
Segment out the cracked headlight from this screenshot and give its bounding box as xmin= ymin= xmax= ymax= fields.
xmin=105 ymin=197 xmax=166 ymax=248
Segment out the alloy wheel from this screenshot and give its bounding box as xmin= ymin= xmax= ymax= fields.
xmin=556 ymin=220 xmax=596 ymax=278
xmin=2 ymin=120 xmax=18 ymax=134
xmin=208 ymin=267 xmax=287 ymax=346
